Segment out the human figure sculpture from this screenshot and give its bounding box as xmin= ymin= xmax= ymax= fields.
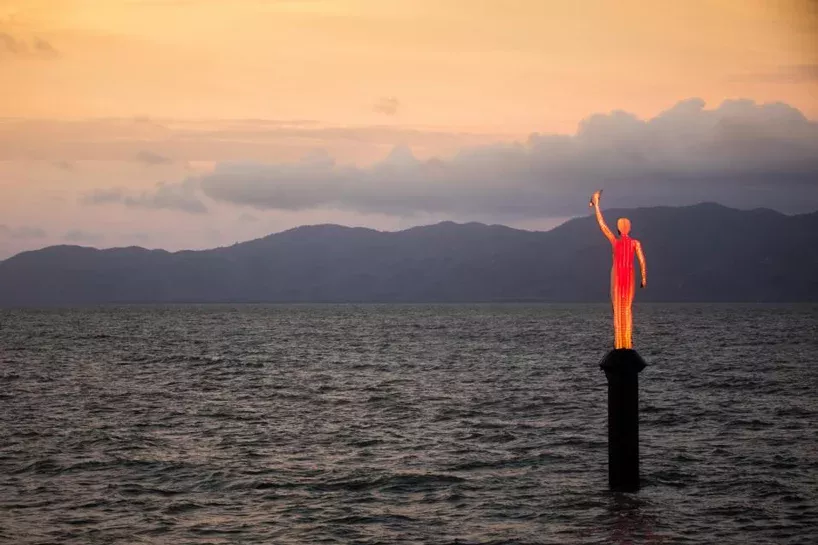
xmin=590 ymin=190 xmax=647 ymax=349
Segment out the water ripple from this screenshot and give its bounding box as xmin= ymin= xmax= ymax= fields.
xmin=1 ymin=303 xmax=817 ymax=544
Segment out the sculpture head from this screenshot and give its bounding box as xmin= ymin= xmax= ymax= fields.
xmin=617 ymin=217 xmax=631 ymax=236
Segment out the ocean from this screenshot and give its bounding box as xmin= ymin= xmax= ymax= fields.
xmin=1 ymin=303 xmax=816 ymax=544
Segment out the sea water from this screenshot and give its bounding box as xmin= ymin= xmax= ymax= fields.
xmin=1 ymin=304 xmax=816 ymax=544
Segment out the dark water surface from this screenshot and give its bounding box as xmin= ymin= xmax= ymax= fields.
xmin=1 ymin=304 xmax=817 ymax=544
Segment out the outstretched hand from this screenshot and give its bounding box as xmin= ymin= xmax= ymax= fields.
xmin=589 ymin=189 xmax=602 ymax=208
xmin=640 ymin=281 xmax=646 ymax=289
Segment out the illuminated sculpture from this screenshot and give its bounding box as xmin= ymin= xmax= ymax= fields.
xmin=590 ymin=190 xmax=647 ymax=349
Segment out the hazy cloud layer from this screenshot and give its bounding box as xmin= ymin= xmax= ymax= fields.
xmin=0 ymin=32 xmax=58 ymax=58
xmin=734 ymin=64 xmax=818 ymax=84
xmin=0 ymin=225 xmax=47 ymax=239
xmin=0 ymin=118 xmax=508 ymax=165
xmin=237 ymin=212 xmax=258 ymax=223
xmin=52 ymin=160 xmax=75 ymax=171
xmin=135 ymin=150 xmax=173 ymax=165
xmin=195 ymin=99 xmax=818 ymax=217
xmin=63 ymin=230 xmax=103 ymax=243
xmin=123 ymin=232 xmax=153 ymax=244
xmin=83 ymin=180 xmax=206 ymax=214
xmin=373 ymin=96 xmax=400 ymax=116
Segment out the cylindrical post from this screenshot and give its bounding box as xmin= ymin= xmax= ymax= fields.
xmin=600 ymin=349 xmax=646 ymax=492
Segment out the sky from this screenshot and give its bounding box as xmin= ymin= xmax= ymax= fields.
xmin=1 ymin=0 xmax=817 ymax=258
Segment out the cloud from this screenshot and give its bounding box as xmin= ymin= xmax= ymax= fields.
xmin=0 ymin=32 xmax=58 ymax=58
xmin=193 ymin=98 xmax=818 ymax=217
xmin=124 ymin=232 xmax=153 ymax=244
xmin=0 ymin=117 xmax=504 ymax=163
xmin=126 ymin=181 xmax=207 ymax=213
xmin=83 ymin=187 xmax=126 ymax=205
xmin=373 ymin=96 xmax=400 ymax=116
xmin=63 ymin=230 xmax=103 ymax=243
xmin=83 ymin=180 xmax=207 ymax=214
xmin=135 ymin=150 xmax=173 ymax=165
xmin=733 ymin=64 xmax=818 ymax=84
xmin=32 ymin=37 xmax=58 ymax=57
xmin=237 ymin=212 xmax=258 ymax=223
xmin=52 ymin=160 xmax=75 ymax=171
xmin=0 ymin=33 xmax=23 ymax=55
xmin=126 ymin=0 xmax=326 ymax=6
xmin=0 ymin=225 xmax=47 ymax=239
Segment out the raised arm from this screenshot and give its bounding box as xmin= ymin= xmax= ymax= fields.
xmin=635 ymin=240 xmax=647 ymax=288
xmin=589 ymin=190 xmax=615 ymax=244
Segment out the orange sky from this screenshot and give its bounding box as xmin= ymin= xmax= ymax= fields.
xmin=0 ymin=0 xmax=817 ymax=258
xmin=2 ymin=0 xmax=817 ymax=133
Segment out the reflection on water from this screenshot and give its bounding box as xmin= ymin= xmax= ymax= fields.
xmin=607 ymin=493 xmax=667 ymax=544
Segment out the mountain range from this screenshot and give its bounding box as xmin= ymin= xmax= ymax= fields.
xmin=1 ymin=203 xmax=816 ymax=306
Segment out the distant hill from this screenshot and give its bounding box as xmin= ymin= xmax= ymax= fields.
xmin=1 ymin=203 xmax=817 ymax=306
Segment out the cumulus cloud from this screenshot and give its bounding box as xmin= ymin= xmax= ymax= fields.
xmin=374 ymin=96 xmax=400 ymax=116
xmin=83 ymin=180 xmax=207 ymax=214
xmin=0 ymin=225 xmax=47 ymax=239
xmin=192 ymin=99 xmax=818 ymax=218
xmin=135 ymin=150 xmax=173 ymax=165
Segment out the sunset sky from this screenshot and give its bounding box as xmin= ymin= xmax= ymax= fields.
xmin=1 ymin=0 xmax=817 ymax=258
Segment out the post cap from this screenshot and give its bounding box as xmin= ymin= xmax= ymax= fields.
xmin=599 ymin=348 xmax=647 ymax=374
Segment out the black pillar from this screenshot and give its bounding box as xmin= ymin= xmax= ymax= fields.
xmin=600 ymin=349 xmax=646 ymax=492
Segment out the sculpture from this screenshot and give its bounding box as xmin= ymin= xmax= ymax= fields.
xmin=590 ymin=190 xmax=647 ymax=349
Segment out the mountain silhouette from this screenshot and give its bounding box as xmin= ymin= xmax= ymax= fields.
xmin=1 ymin=203 xmax=816 ymax=306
